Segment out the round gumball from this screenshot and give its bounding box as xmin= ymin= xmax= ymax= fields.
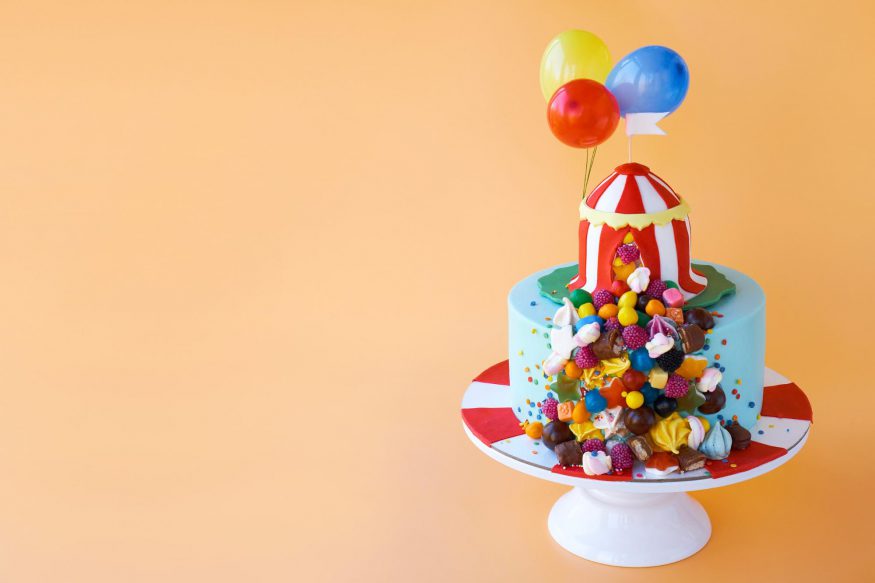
xmin=653 ymin=395 xmax=678 ymax=418
xmin=585 ymin=389 xmax=608 ymax=413
xmin=610 ymin=280 xmax=630 ymax=297
xmin=636 ymin=294 xmax=653 ymax=312
xmin=569 ymin=289 xmax=593 ymax=308
xmin=623 ymin=406 xmax=656 ymax=435
xmin=630 ymin=348 xmax=654 ymax=372
xmin=622 ymin=369 xmax=647 ymax=391
xmin=625 ymin=391 xmax=644 ymax=409
xmin=547 ymin=79 xmax=620 ymax=148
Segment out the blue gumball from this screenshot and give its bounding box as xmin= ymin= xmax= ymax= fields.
xmin=584 ymin=389 xmax=607 ymax=414
xmin=641 ymin=383 xmax=660 ymax=407
xmin=630 ymin=348 xmax=654 ymax=372
xmin=575 ymin=315 xmax=605 ymax=332
xmin=605 ymin=45 xmax=689 ymax=116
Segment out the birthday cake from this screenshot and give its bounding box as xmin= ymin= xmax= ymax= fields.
xmin=512 ymin=32 xmax=763 ymax=476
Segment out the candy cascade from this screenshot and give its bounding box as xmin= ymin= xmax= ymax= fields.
xmin=520 ymin=253 xmax=752 ymax=477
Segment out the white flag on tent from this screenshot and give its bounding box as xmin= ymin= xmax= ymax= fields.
xmin=625 ymin=112 xmax=669 ymax=136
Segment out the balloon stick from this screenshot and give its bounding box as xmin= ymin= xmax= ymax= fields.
xmin=628 ymin=136 xmax=633 ymax=163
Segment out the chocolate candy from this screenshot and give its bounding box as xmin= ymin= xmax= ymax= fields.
xmin=726 ymin=423 xmax=752 ymax=450
xmin=542 ymin=421 xmax=575 ymax=450
xmin=698 ymin=386 xmax=726 ymax=414
xmin=636 ymin=293 xmax=654 ymax=312
xmin=555 ymin=440 xmax=583 ymax=466
xmin=679 ymin=324 xmax=706 ymax=353
xmin=623 ymin=406 xmax=656 ymax=435
xmin=677 ymin=445 xmax=707 ymax=472
xmin=654 ymin=395 xmax=678 ymax=418
xmin=627 ymin=435 xmax=653 ymax=461
xmin=592 ymin=328 xmax=624 ymax=360
xmin=685 ymin=307 xmax=715 ymax=330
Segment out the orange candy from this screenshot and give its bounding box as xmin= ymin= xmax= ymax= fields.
xmin=666 ymin=307 xmax=684 ymax=325
xmin=564 ymin=360 xmax=583 ymax=379
xmin=525 ymin=421 xmax=544 ymax=439
xmin=645 ymin=299 xmax=666 ymax=317
xmin=675 ymin=356 xmax=709 ymax=380
xmin=600 ymin=378 xmax=627 ymax=409
xmin=557 ymin=400 xmax=575 ymax=422
xmin=572 ymin=400 xmax=590 ymax=423
xmin=598 ymin=303 xmax=619 ymax=320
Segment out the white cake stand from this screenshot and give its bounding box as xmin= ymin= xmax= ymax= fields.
xmin=461 ymin=361 xmax=812 ymax=567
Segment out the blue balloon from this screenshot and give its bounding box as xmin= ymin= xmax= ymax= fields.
xmin=605 ymin=46 xmax=689 ymax=116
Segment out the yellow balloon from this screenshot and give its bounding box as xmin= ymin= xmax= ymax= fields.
xmin=540 ymin=30 xmax=612 ymax=102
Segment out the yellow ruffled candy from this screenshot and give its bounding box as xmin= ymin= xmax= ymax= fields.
xmin=525 ymin=421 xmax=544 ymax=439
xmin=577 ymin=303 xmax=596 ymax=318
xmin=625 ymin=391 xmax=644 ymax=409
xmin=617 ymin=306 xmax=638 ymax=326
xmin=569 ymin=420 xmax=603 ymax=442
xmin=598 ymin=303 xmax=619 ymax=319
xmin=675 ymin=356 xmax=709 ymax=380
xmin=648 ymin=412 xmax=690 ymax=454
xmin=618 ymin=291 xmax=638 ymax=309
xmin=601 ymin=355 xmax=631 ymax=378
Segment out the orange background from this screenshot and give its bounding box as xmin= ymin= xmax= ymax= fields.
xmin=0 ymin=1 xmax=872 ymax=581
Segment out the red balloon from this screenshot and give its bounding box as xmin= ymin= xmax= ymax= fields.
xmin=547 ymin=79 xmax=620 ymax=148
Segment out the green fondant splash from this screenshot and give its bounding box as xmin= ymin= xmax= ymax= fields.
xmin=537 ymin=263 xmax=735 ymax=309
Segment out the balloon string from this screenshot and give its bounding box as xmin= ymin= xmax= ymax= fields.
xmin=582 ymin=146 xmax=598 ymax=197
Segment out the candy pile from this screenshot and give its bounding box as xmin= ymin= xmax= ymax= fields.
xmin=523 ymin=256 xmax=751 ymax=477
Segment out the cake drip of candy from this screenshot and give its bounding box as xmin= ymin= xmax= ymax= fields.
xmin=525 ymin=252 xmax=749 ymax=476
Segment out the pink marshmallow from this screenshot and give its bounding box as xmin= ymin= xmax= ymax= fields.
xmin=662 ymin=288 xmax=685 ymax=308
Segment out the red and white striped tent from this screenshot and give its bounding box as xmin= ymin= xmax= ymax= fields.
xmin=568 ymin=163 xmax=707 ymax=298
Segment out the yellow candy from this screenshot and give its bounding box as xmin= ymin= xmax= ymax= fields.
xmin=601 ymin=355 xmax=630 ymax=378
xmin=564 ymin=360 xmax=583 ymax=379
xmin=525 ymin=421 xmax=543 ymax=439
xmin=613 ymin=262 xmax=635 ymax=280
xmin=569 ymin=420 xmax=603 ymax=442
xmin=598 ymin=303 xmax=619 ymax=319
xmin=617 ymin=306 xmax=638 ymax=326
xmin=578 ymin=303 xmax=596 ymax=318
xmin=676 ymin=356 xmax=709 ymax=380
xmin=649 ymin=367 xmax=668 ymax=389
xmin=618 ymin=291 xmax=638 ymax=309
xmin=648 ymin=412 xmax=690 ymax=454
xmin=572 ymin=400 xmax=590 ymax=423
xmin=625 ymin=391 xmax=644 ymax=409
xmin=645 ymin=299 xmax=666 ymax=316
xmin=581 ymin=366 xmax=604 ymax=389
xmin=623 ymin=232 xmax=635 ymax=244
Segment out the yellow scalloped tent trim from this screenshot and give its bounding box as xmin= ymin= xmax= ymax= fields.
xmin=579 ymin=199 xmax=691 ymax=229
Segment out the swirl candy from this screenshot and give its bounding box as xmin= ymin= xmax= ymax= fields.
xmin=699 ymin=423 xmax=732 ymax=460
xmin=648 ymin=412 xmax=691 ymax=454
xmin=697 ymin=368 xmax=722 ymax=393
xmin=646 ymin=315 xmax=679 ymax=340
xmin=686 ymin=415 xmax=706 ymax=450
xmin=626 ymin=266 xmax=651 ymax=294
xmin=646 ymin=332 xmax=674 ymax=358
xmin=581 ymin=450 xmax=613 ymax=476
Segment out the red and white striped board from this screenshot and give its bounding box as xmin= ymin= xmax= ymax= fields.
xmin=462 ymin=360 xmax=812 ymax=486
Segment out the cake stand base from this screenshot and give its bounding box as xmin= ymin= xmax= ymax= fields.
xmin=548 ymin=487 xmax=711 ymax=567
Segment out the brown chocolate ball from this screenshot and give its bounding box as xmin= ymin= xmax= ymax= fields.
xmin=592 ymin=328 xmax=624 ymax=360
xmin=623 ymin=406 xmax=656 ymax=435
xmin=554 ymin=440 xmax=583 ymax=466
xmin=726 ymin=423 xmax=752 ymax=450
xmin=679 ymin=324 xmax=706 ymax=353
xmin=698 ymin=386 xmax=726 ymax=414
xmin=684 ymin=307 xmax=715 ymax=330
xmin=541 ymin=420 xmax=574 ymax=450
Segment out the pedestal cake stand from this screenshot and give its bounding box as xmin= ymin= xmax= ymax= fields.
xmin=461 ymin=361 xmax=812 ymax=567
